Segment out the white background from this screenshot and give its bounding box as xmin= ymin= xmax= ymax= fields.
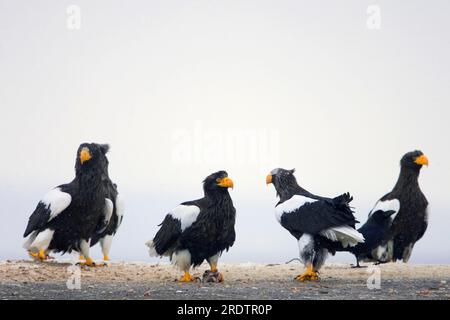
xmin=0 ymin=1 xmax=448 ymax=263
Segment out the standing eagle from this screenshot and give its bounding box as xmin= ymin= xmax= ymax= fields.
xmin=266 ymin=168 xmax=364 ymax=281
xmin=146 ymin=171 xmax=236 ymax=282
xmin=367 ymin=150 xmax=429 ymax=263
xmin=23 ymin=143 xmax=116 ymax=266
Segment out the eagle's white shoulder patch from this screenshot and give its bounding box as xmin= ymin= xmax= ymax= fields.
xmin=41 ymin=188 xmax=72 ymax=220
xmin=275 ymin=195 xmax=317 ymax=223
xmin=369 ymin=198 xmax=400 ymax=218
xmin=169 ymin=205 xmax=201 ymax=231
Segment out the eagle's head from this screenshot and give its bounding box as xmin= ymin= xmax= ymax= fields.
xmin=203 ymin=170 xmax=234 ymax=194
xmin=266 ymin=168 xmax=298 ymax=198
xmin=400 ymin=150 xmax=429 ymax=170
xmin=75 ymin=143 xmax=110 ymax=174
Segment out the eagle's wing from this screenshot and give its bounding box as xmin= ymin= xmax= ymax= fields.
xmin=115 ymin=194 xmax=125 ymax=228
xmin=278 ymin=194 xmax=364 ymax=247
xmin=95 ymin=198 xmax=114 ymax=234
xmin=94 ymin=182 xmax=124 ymax=235
xmin=23 ymin=188 xmax=72 ymax=237
xmin=146 ymin=204 xmax=201 ymax=256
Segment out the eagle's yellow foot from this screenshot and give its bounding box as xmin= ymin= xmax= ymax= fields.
xmin=295 ymin=266 xmax=319 ymax=282
xmin=179 ymin=272 xmax=194 ymax=282
xmin=77 ymin=257 xmax=104 ymax=267
xmin=295 ymin=272 xmax=319 ymax=282
xmin=29 ymin=251 xmax=39 ymax=259
xmin=38 ymin=249 xmax=47 ymax=261
xmin=98 ymin=255 xmax=110 ymax=266
xmin=29 ymin=250 xmax=48 ymax=262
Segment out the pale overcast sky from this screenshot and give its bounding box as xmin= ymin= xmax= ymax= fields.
xmin=0 ymin=1 xmax=449 ymax=264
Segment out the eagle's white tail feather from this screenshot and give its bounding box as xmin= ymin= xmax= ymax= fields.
xmin=23 ymin=231 xmax=38 ymax=250
xmin=145 ymin=240 xmax=158 ymax=257
xmin=320 ymin=226 xmax=365 ymax=248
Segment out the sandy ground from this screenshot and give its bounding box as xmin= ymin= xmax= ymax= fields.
xmin=0 ymin=259 xmax=449 ymax=300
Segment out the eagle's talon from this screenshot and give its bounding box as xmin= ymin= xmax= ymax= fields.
xmin=76 ymin=257 xmax=102 ymax=267
xmin=295 ymin=266 xmax=320 ymax=282
xmin=28 ymin=251 xmax=39 ymax=260
xmin=294 ymin=273 xmax=320 ymax=281
xmin=76 ymin=262 xmax=94 ymax=267
xmin=29 ymin=250 xmax=49 ymax=262
xmin=179 ymin=272 xmax=195 ymax=282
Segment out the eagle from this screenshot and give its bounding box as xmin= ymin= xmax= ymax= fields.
xmin=366 ymin=150 xmax=429 ymax=263
xmin=345 ymin=208 xmax=397 ymax=267
xmin=23 ymin=143 xmax=118 ymax=266
xmin=146 ymin=171 xmax=236 ymax=282
xmin=266 ymin=168 xmax=364 ymax=281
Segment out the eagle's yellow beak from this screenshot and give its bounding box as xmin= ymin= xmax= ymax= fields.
xmin=266 ymin=174 xmax=272 ymax=185
xmin=80 ymin=147 xmax=92 ymax=164
xmin=217 ymin=177 xmax=234 ymax=189
xmin=414 ymin=154 xmax=429 ymax=166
